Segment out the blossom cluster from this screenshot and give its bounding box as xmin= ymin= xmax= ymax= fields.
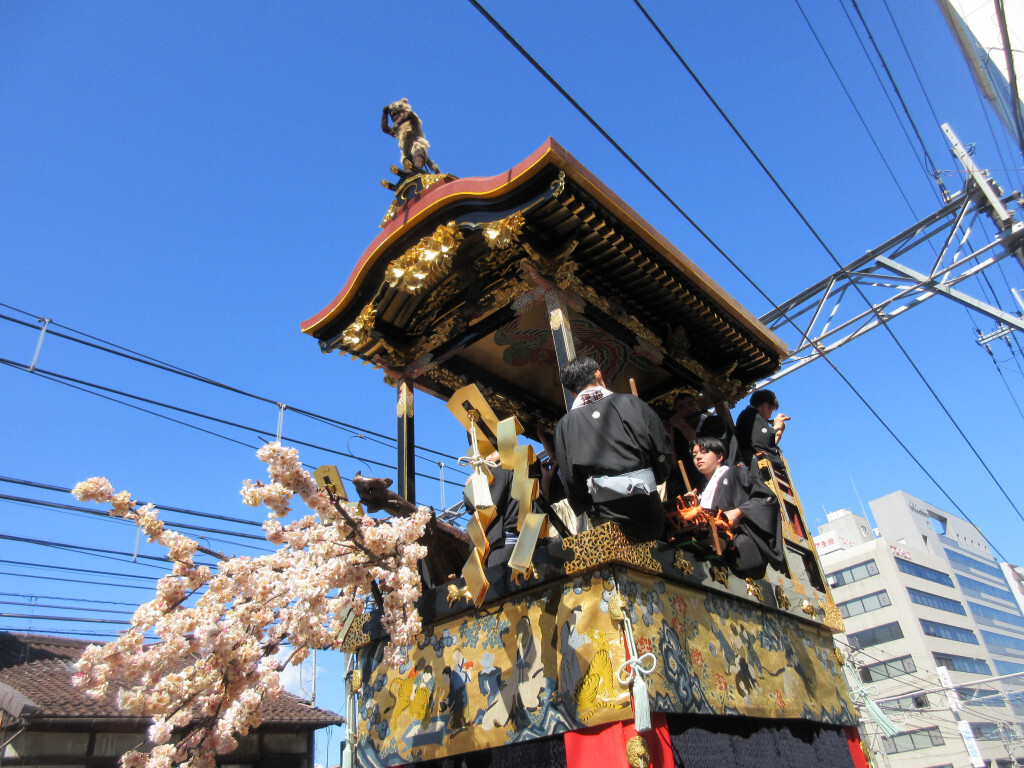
xmin=71 ymin=443 xmax=430 ymax=768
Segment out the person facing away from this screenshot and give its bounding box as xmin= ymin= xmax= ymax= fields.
xmin=553 ymin=356 xmax=671 ymax=540
xmin=734 ymin=389 xmax=790 ymax=470
xmin=686 ymin=435 xmax=784 ymax=579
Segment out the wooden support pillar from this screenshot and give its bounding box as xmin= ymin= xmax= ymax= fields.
xmin=547 ymin=304 xmax=578 ymax=412
xmin=396 ymin=379 xmax=415 ymax=501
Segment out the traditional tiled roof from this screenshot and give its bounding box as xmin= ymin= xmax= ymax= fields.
xmin=0 ymin=632 xmax=342 ymax=727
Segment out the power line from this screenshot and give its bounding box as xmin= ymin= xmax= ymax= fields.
xmin=629 ymin=0 xmax=1024 ymax=533
xmin=0 ymin=357 xmax=467 ymax=490
xmin=462 ymin=4 xmax=985 ymax=532
xmin=0 ymin=305 xmax=463 ymax=465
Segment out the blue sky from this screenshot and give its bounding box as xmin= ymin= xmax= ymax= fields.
xmin=3 ymin=2 xmax=1024 ymax=764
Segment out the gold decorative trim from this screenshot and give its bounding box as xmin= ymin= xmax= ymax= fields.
xmin=385 ymin=222 xmax=463 ymax=295
xmin=819 ymin=597 xmax=845 ymax=634
xmin=709 ymin=564 xmax=730 ymax=588
xmin=409 ymin=314 xmax=459 ymax=361
xmin=562 ymin=522 xmax=662 ymax=576
xmin=626 ymin=734 xmax=651 ymax=768
xmin=832 ymin=648 xmax=845 ymax=668
xmin=745 ymin=579 xmax=763 ymax=601
xmin=423 ymin=365 xmax=468 ymax=393
xmin=673 ymin=549 xmax=694 ymax=575
xmin=800 ymin=599 xmax=816 ymax=617
xmin=396 ymin=381 xmax=414 ymax=417
xmin=340 ymin=612 xmax=372 ymax=652
xmin=341 ymin=304 xmax=377 ymax=350
xmin=349 ymin=669 xmax=362 ymax=691
xmin=484 ymin=277 xmax=532 ymax=314
xmin=483 ymin=211 xmax=526 ymax=251
xmin=446 ymin=584 xmax=473 ymax=608
xmin=774 ymin=585 xmax=792 ymax=610
xmin=554 ymin=261 xmax=665 ymax=353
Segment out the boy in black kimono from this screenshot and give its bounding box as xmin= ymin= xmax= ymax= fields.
xmin=686 ymin=435 xmax=784 ymax=579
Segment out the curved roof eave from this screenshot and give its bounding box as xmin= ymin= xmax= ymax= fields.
xmin=302 ymin=138 xmax=787 ymax=359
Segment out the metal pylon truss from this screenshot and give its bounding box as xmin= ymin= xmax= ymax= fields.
xmin=758 ymin=125 xmax=1024 ymax=387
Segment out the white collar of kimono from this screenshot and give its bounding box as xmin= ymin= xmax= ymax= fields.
xmin=699 ymin=464 xmax=729 ymax=508
xmin=571 ymin=385 xmax=614 ymax=409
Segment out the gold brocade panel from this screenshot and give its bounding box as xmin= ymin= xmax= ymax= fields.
xmin=353 ymin=568 xmax=855 ymax=766
xmin=620 ymin=571 xmax=855 ymax=725
xmin=354 ymin=572 xmax=631 ymax=766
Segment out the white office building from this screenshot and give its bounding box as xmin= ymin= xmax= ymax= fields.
xmin=816 ymin=491 xmax=1024 ymax=768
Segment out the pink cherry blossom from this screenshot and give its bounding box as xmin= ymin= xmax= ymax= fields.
xmin=72 ymin=442 xmax=430 ymax=768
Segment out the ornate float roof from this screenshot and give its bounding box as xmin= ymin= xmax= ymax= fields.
xmin=303 ymin=139 xmax=787 ymax=431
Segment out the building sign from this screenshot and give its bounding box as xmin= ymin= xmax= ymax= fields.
xmin=890 ymin=544 xmax=912 ymax=561
xmin=814 ymin=533 xmax=854 ymax=554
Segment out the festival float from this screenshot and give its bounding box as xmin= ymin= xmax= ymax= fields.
xmin=299 ymin=101 xmax=864 ymax=768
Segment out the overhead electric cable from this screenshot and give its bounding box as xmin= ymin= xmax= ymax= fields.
xmin=0 ymin=304 xmax=463 ymax=464
xmin=631 ymin=0 xmax=1024 ymax=527
xmin=0 ymin=358 xmax=465 ymax=490
xmin=466 ymin=0 xmax=1015 ymax=547
xmin=0 ymin=476 xmax=264 ymax=528
xmin=0 ymin=493 xmax=274 ymax=548
xmin=845 ymin=0 xmax=949 ymax=199
xmin=792 ymin=0 xmax=920 ymax=219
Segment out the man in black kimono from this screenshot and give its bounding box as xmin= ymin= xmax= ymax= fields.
xmin=687 ymin=435 xmax=784 ymax=579
xmin=735 ymin=389 xmax=789 ymax=470
xmin=553 ymin=356 xmax=671 ymax=540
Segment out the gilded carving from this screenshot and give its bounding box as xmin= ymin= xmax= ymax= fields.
xmin=819 ymin=598 xmax=845 ymax=634
xmin=423 ymin=366 xmax=468 ymax=393
xmin=396 ymin=381 xmax=414 ymax=417
xmin=626 ymin=735 xmax=651 ymax=768
xmin=800 ymin=599 xmax=816 ymax=617
xmin=774 ymin=585 xmax=792 ymax=610
xmin=446 ymin=584 xmax=473 ymax=608
xmin=745 ymin=579 xmax=763 ymax=601
xmin=554 ymin=260 xmax=664 ymax=352
xmin=483 ymin=211 xmax=526 ymax=251
xmin=385 ymin=222 xmax=463 ymax=295
xmin=483 ymin=277 xmax=532 ymax=314
xmin=409 ymin=314 xmax=459 ymax=360
xmin=832 ymin=648 xmax=845 ymax=668
xmin=342 ymin=304 xmax=377 ymax=350
xmin=340 ymin=612 xmax=372 ymax=652
xmin=510 ymin=564 xmax=538 ymax=586
xmin=709 ymin=564 xmax=730 ymax=588
xmin=550 ymin=170 xmax=566 ymax=197
xmin=562 ymin=522 xmax=662 ymax=576
xmin=673 ymin=549 xmax=694 ymax=575
xmin=349 ymin=669 xmax=362 ymax=691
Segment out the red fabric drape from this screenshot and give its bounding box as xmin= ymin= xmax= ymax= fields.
xmin=844 ymin=725 xmax=869 ymax=768
xmin=564 ymin=713 xmax=673 ymax=768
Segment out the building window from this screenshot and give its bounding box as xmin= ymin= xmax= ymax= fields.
xmin=969 ymin=601 xmax=1024 ymax=629
xmin=859 ymin=655 xmax=917 ymax=683
xmin=933 ymin=652 xmax=990 ymax=675
xmin=895 ymin=558 xmax=955 ymax=587
xmin=995 ymin=660 xmax=1024 ymax=675
xmin=880 ymin=693 xmax=930 ymax=712
xmin=956 ymin=574 xmax=1015 ymax=603
xmin=838 ymin=590 xmax=891 ymax=618
xmin=920 ymin=619 xmax=979 ymax=644
xmin=955 ymin=687 xmax=1005 ymax=707
xmin=829 ymin=559 xmax=879 ymax=587
xmin=945 ymin=549 xmax=1004 ymax=579
xmin=969 ymin=722 xmax=1004 ymax=741
xmin=881 ymin=726 xmax=944 ymax=754
xmin=981 ymin=630 xmax=1024 ymax=654
xmin=849 ymin=621 xmax=903 ymax=649
xmin=907 ymin=588 xmax=966 ymax=615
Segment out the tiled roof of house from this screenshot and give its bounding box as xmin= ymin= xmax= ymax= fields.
xmin=0 ymin=632 xmax=342 ymax=727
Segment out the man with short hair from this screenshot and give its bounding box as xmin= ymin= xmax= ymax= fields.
xmin=553 ymin=356 xmax=671 ymax=540
xmin=688 ymin=435 xmax=784 ymax=579
xmin=734 ymin=389 xmax=789 ymax=469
